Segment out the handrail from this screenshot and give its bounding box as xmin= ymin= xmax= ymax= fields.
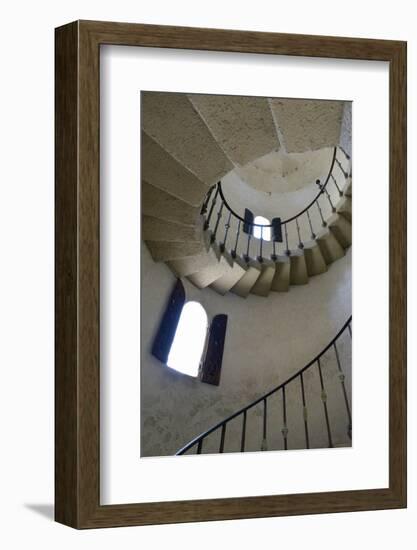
xmin=216 ymin=146 xmax=337 ymax=228
xmin=176 ymin=315 xmax=352 ymax=455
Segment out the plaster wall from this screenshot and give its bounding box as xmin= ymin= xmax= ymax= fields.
xmin=141 ymin=244 xmax=351 ymax=457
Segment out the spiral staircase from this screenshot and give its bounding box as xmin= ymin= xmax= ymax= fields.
xmin=142 ymin=92 xmax=352 ymax=299
xmin=141 ymin=92 xmax=352 ymax=455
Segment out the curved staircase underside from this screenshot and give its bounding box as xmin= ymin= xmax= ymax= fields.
xmin=141 ymin=92 xmax=352 ymax=298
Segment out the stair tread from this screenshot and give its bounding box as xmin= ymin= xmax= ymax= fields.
xmin=303 ymin=241 xmax=328 ymax=277
xmin=142 ymin=214 xmax=203 ymax=242
xmin=142 ymin=180 xmax=200 ymax=226
xmin=230 ymin=257 xmax=262 ymax=297
xmin=142 ymin=91 xmax=233 ymax=185
xmin=145 ymin=239 xmax=205 ymax=262
xmin=142 ymin=131 xmax=209 ymax=206
xmin=209 ymin=257 xmax=247 ymax=295
xmin=289 ymin=252 xmax=309 ymax=285
xmin=270 ymin=255 xmax=291 ymax=292
xmin=167 ymin=247 xmax=219 ymax=277
xmin=316 ymin=227 xmax=345 ymax=264
xmin=250 ymin=260 xmax=276 ymax=297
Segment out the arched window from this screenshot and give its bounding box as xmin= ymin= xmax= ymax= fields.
xmin=167 ymin=301 xmax=208 ymax=377
xmin=253 ymin=215 xmax=271 ymax=241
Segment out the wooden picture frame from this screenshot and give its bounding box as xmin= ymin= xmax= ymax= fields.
xmin=55 ymin=20 xmax=407 ymax=528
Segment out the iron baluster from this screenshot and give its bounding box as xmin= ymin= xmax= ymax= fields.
xmin=317 ymin=358 xmax=333 ymax=448
xmin=331 ymin=174 xmax=343 ymax=197
xmin=232 ymin=219 xmax=241 ymax=258
xmin=282 ymin=386 xmax=288 ymax=450
xmin=197 ymin=438 xmax=204 ymax=454
xmin=204 ymin=185 xmax=219 ymax=230
xmin=348 ymin=322 xmax=352 ymax=338
xmin=335 ymin=156 xmax=348 ymax=179
xmin=219 ymin=423 xmax=226 ymax=453
xmin=316 ymin=198 xmax=327 ymax=227
xmin=334 ymin=343 xmax=352 ymax=439
xmin=324 ymin=187 xmax=336 ymax=213
xmin=339 ymin=146 xmax=351 ymax=161
xmin=261 ymin=398 xmax=268 ymax=451
xmin=306 ymin=209 xmax=316 ymax=239
xmin=300 ymin=372 xmax=310 ymax=449
xmin=201 ymin=185 xmax=215 ymax=214
xmin=284 ymin=224 xmax=290 ymax=256
xmin=240 ymin=410 xmax=247 ymax=452
xmin=259 ymin=226 xmax=264 ymax=261
xmin=245 ymin=232 xmax=252 ymax=261
xmin=296 ymin=218 xmax=304 ymax=249
xmin=211 ymin=201 xmax=224 ymax=242
xmin=272 ymin=240 xmax=277 ymax=260
xmin=222 ymin=210 xmax=232 ymax=252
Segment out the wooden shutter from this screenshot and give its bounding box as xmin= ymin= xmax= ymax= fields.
xmin=201 ymin=314 xmax=228 ymax=386
xmin=272 ymin=217 xmax=283 ymax=242
xmin=243 ymin=208 xmax=254 ymax=235
xmin=151 ymin=278 xmax=185 ymax=363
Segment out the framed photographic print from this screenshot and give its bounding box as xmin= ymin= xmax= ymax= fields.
xmin=55 ymin=20 xmax=406 ymax=528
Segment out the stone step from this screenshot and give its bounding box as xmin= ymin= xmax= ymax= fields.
xmin=337 ymin=195 xmax=352 ymax=222
xmin=187 ymin=242 xmax=233 ymax=289
xmin=270 ymin=256 xmax=291 ymax=292
xmin=328 ymin=213 xmax=352 ymax=249
xmin=230 ymin=258 xmax=262 ymax=298
xmin=269 ymin=98 xmax=345 ymax=153
xmin=142 ymin=131 xmax=209 ymax=206
xmin=316 ymin=228 xmax=345 ymax=265
xmin=189 ymin=94 xmax=279 ymax=166
xmin=142 ymin=214 xmax=203 ymax=242
xmin=209 ymin=251 xmax=247 ymax=295
xmin=250 ymin=260 xmax=276 ymax=297
xmin=145 ymin=239 xmax=205 ymax=263
xmin=141 ymin=91 xmax=233 ymax=185
xmin=303 ymin=242 xmax=328 ymax=277
xmin=343 ymin=177 xmax=352 ymax=198
xmin=167 ymin=247 xmax=219 ymax=277
xmin=289 ymin=251 xmax=309 ymax=285
xmin=142 ymin=180 xmax=199 ymax=226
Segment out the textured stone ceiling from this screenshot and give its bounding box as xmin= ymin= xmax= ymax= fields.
xmin=234 ymin=147 xmax=334 ymax=194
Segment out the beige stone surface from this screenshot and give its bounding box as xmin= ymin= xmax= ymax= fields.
xmin=187 ymin=253 xmax=232 ymax=289
xmin=141 ymin=131 xmax=208 ymax=206
xmin=189 ymin=94 xmax=279 ymax=166
xmin=209 ymin=255 xmax=247 ymax=295
xmin=141 ymin=91 xmax=233 ymax=185
xmin=142 ymin=215 xmax=202 ymax=242
xmin=329 ymin=214 xmax=352 ymax=249
xmin=235 ymin=147 xmax=333 ymax=194
xmin=230 ymin=259 xmax=261 ymax=297
xmin=145 ymin=240 xmax=204 ymax=262
xmin=270 ymin=98 xmax=345 ymax=153
xmin=250 ymin=260 xmax=276 ymax=296
xmin=303 ymin=242 xmax=328 ymax=276
xmin=167 ymin=248 xmax=218 ymax=277
xmin=289 ymin=253 xmax=309 ymax=285
xmin=317 ymin=228 xmax=345 ymax=264
xmin=337 ymin=196 xmax=352 ymax=222
xmin=141 ymin=180 xmax=200 ymax=226
xmin=270 ymin=256 xmax=291 ymax=292
xmin=344 ymin=179 xmax=352 ymax=197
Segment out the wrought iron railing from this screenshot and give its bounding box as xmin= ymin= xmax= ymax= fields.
xmin=176 ymin=316 xmax=352 ymax=455
xmin=201 ymin=146 xmax=351 ymax=262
